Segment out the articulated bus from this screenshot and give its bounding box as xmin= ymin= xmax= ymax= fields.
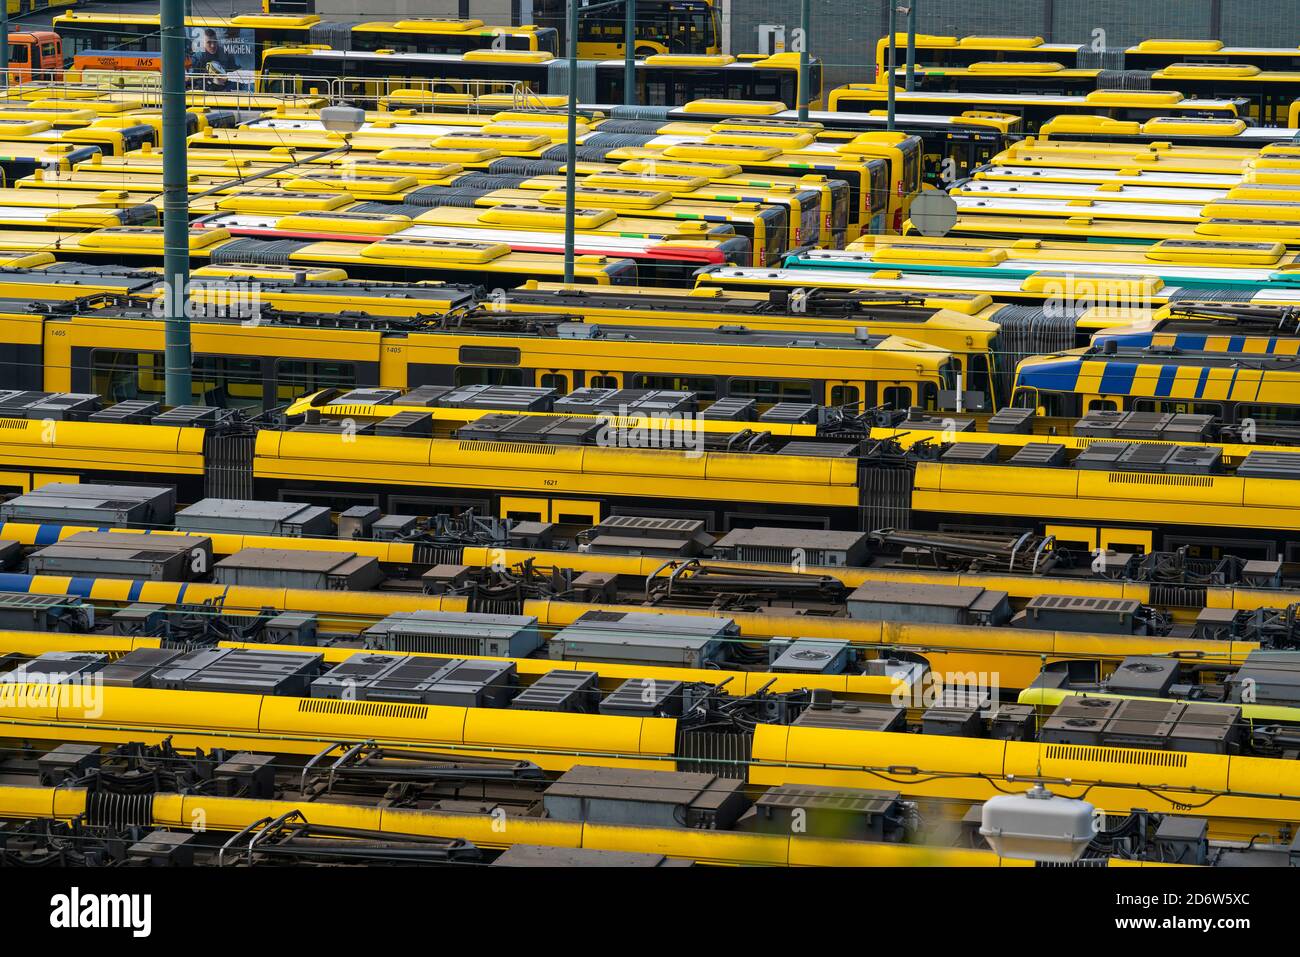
xmin=880 ymin=63 xmax=1300 ymax=125
xmin=535 ymin=0 xmax=721 ymax=57
xmin=257 ymin=48 xmax=821 ymax=111
xmin=828 ymin=87 xmax=1249 ymax=133
xmin=0 ymin=226 xmax=641 ymax=287
xmin=1033 ymin=115 xmax=1299 ymax=150
xmin=257 ymin=0 xmax=718 ymax=58
xmin=50 ymin=11 xmax=558 ymax=64
xmin=873 ymin=34 xmax=1300 ymax=75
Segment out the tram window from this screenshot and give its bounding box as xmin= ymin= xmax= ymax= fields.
xmin=276 ymin=360 xmax=356 ymax=398
xmin=8 ymin=44 xmax=27 ymax=64
xmin=968 ymin=353 xmax=994 ymax=398
xmin=590 ymin=374 xmax=619 ymax=388
xmin=1165 ymin=535 xmax=1276 ymax=563
xmin=632 ymin=374 xmax=717 ymax=399
xmin=1015 ymin=389 xmax=1073 ymax=416
xmin=540 ymin=373 xmax=569 ymax=391
xmin=917 ymin=383 xmax=938 ymax=410
xmin=1133 ymin=399 xmax=1222 ymax=417
xmin=1087 ymin=398 xmax=1118 ymax=412
xmin=882 ymin=386 xmax=912 ymax=409
xmin=459 ymin=345 xmax=521 ymax=365
xmin=727 ymin=377 xmax=812 ymax=403
xmin=724 ymin=512 xmax=830 ymax=531
xmin=1238 ymin=403 xmax=1300 ymax=425
xmin=194 ymin=356 xmax=264 ymax=409
xmin=830 ymin=385 xmax=860 ymax=407
xmin=390 ymin=496 xmax=491 ymax=519
xmin=92 ymin=350 xmax=163 ymax=403
xmin=279 ymin=488 xmax=378 ymax=512
xmin=454 ymin=366 xmax=525 ymax=387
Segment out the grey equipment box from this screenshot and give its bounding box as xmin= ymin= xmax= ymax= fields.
xmin=420 ymin=564 xmax=470 ymax=595
xmin=109 ymin=603 xmax=169 ymax=638
xmin=509 ymin=670 xmax=600 ymax=713
xmin=922 ymin=707 xmax=983 ymax=738
xmin=128 ymin=830 xmax=198 ymax=867
xmin=337 ymin=506 xmax=381 ymax=540
xmin=847 ymin=581 xmax=1011 ymax=626
xmin=1169 ymin=703 xmax=1243 ymax=755
xmin=0 ymin=593 xmax=93 ymax=632
xmin=699 ymin=397 xmax=757 ymax=421
xmin=492 ymin=845 xmax=692 ymax=867
xmin=421 ymin=659 xmax=517 ymax=708
xmin=738 ymin=785 xmax=904 ymax=842
xmin=1101 ymin=698 xmax=1183 ymax=750
xmin=0 ymin=482 xmax=176 ymax=528
xmin=1236 ymin=451 xmax=1300 ymax=480
xmin=372 ymin=514 xmax=419 ymax=541
xmin=213 ymin=548 xmax=384 ymax=591
xmin=23 ymin=392 xmax=100 ymax=421
xmin=543 ymin=765 xmax=748 ymax=829
xmin=767 ymin=638 xmax=853 ymax=675
xmin=1008 ymin=443 xmax=1067 ymax=468
xmin=373 ymin=411 xmax=433 ymax=437
xmin=1153 ymin=817 xmax=1209 ymax=866
xmin=710 ymin=526 xmax=870 ymax=567
xmin=311 ymin=652 xmax=517 ymax=708
xmin=310 ymin=653 xmax=446 ymax=704
xmin=1021 ymin=594 xmax=1142 ymax=635
xmin=941 ymin=442 xmax=999 ymax=465
xmin=331 ymin=388 xmax=403 ymax=405
xmin=175 ymin=499 xmax=333 ymax=538
xmin=98 ymin=647 xmax=186 ymax=688
xmin=1040 ymin=696 xmax=1121 ymax=746
xmin=38 ymin=743 xmax=101 ymax=786
xmin=151 ymin=647 xmax=323 ymax=696
xmin=578 ymin=514 xmax=713 ymax=558
xmin=598 ymin=676 xmax=684 ymax=718
xmin=435 ymin=383 xmax=557 ymax=412
xmin=1071 ymin=442 xmax=1131 ymax=471
xmin=548 ymin=610 xmax=736 ymax=668
xmin=263 ymin=612 xmax=318 ymax=646
xmin=987 ymin=407 xmax=1035 ymax=434
xmin=5 ymin=651 xmax=107 ymax=685
xmin=508 ymin=521 xmax=555 ymax=548
xmin=987 ymin=704 xmax=1036 ymax=741
xmin=88 ymin=400 xmax=161 ymax=425
xmin=151 ymin=405 xmax=220 ymax=428
xmin=792 ymin=700 xmax=907 ymax=732
xmin=25 ymin=531 xmax=213 ymax=582
xmin=362 ymin=610 xmax=541 ymax=657
xmin=1226 ymin=650 xmax=1300 ymax=707
xmin=553 ymin=387 xmax=695 ymax=416
xmin=1106 ymin=656 xmax=1178 ymax=697
xmin=393 ymin=385 xmax=452 ymax=407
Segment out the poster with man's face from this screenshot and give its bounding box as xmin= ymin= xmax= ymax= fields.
xmin=188 ymin=27 xmax=256 ymax=90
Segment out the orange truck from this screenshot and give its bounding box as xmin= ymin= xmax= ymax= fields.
xmin=7 ymin=31 xmax=63 ymax=83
